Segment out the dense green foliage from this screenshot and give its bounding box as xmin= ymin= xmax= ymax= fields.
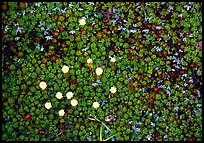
xmin=2 ymin=2 xmax=202 ymax=141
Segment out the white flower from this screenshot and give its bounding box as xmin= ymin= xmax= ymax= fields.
xmin=45 ymin=102 xmax=52 ymax=109
xmin=110 ymin=87 xmax=117 ymax=93
xmin=79 ymin=18 xmax=86 ymax=26
xmin=92 ymin=101 xmax=100 ymax=109
xmin=110 ymin=57 xmax=116 ymax=63
xmin=66 ymin=92 xmax=73 ymax=99
xmin=39 ymin=82 xmax=47 ymax=90
xmin=71 ymin=99 xmax=78 ymax=106
xmin=96 ymin=67 xmax=103 ymax=76
xmin=59 ymin=109 xmax=65 ymax=116
xmin=56 ymin=92 xmax=63 ymax=99
xmin=87 ymin=58 xmax=93 ymax=64
xmin=62 ymin=65 xmax=69 ymax=73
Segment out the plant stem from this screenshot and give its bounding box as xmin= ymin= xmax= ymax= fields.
xmin=93 ymin=117 xmax=111 ymax=131
xmin=103 ymin=133 xmax=118 ymax=141
xmin=100 ymin=125 xmax=103 ymax=141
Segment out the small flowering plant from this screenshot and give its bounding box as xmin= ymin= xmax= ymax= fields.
xmin=45 ymin=102 xmax=52 ymax=109
xmin=62 ymin=65 xmax=69 ymax=73
xmin=79 ymin=18 xmax=86 ymax=26
xmin=110 ymin=87 xmax=117 ymax=94
xmin=92 ymin=101 xmax=100 ymax=109
xmin=66 ymin=91 xmax=73 ymax=99
xmin=59 ymin=109 xmax=65 ymax=116
xmin=55 ymin=92 xmax=63 ymax=99
xmin=39 ymin=81 xmax=47 ymax=90
xmin=96 ymin=67 xmax=103 ymax=76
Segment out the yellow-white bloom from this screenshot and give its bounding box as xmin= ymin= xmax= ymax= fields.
xmin=110 ymin=57 xmax=116 ymax=63
xmin=59 ymin=109 xmax=65 ymax=116
xmin=45 ymin=102 xmax=52 ymax=109
xmin=56 ymin=92 xmax=63 ymax=99
xmin=110 ymin=87 xmax=117 ymax=93
xmin=87 ymin=58 xmax=93 ymax=64
xmin=79 ymin=18 xmax=86 ymax=26
xmin=96 ymin=67 xmax=103 ymax=76
xmin=62 ymin=65 xmax=69 ymax=73
xmin=71 ymin=99 xmax=78 ymax=106
xmin=39 ymin=81 xmax=47 ymax=90
xmin=92 ymin=101 xmax=100 ymax=109
xmin=66 ymin=92 xmax=73 ymax=99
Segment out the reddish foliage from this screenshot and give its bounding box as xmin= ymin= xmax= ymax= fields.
xmin=24 ymin=113 xmax=30 ymax=120
xmin=155 ymin=132 xmax=160 ymax=137
xmin=2 ymin=3 xmax=8 ymax=11
xmin=102 ymin=8 xmax=113 ymax=18
xmin=187 ymin=137 xmax=196 ymax=141
xmin=59 ymin=25 xmax=64 ymax=32
xmin=162 ymin=50 xmax=168 ymax=56
xmin=52 ymin=38 xmax=57 ymax=43
xmin=57 ymin=15 xmax=60 ymax=22
xmin=39 ymin=129 xmax=45 ymax=135
xmin=180 ymin=70 xmax=185 ymax=74
xmin=35 ymin=37 xmax=40 ymax=42
xmin=157 ymin=30 xmax=162 ymax=35
xmin=153 ymin=87 xmax=159 ymax=92
xmin=147 ymin=24 xmax=152 ymax=28
xmin=103 ymin=17 xmax=109 ymax=22
xmin=162 ymin=73 xmax=167 ymax=78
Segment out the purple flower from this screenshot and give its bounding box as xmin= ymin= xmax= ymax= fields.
xmin=189 ymin=79 xmax=194 ymax=83
xmin=184 ymin=82 xmax=188 ymax=87
xmin=44 ymin=30 xmax=49 ymax=35
xmin=169 ymin=6 xmax=174 ymax=10
xmin=102 ymin=8 xmax=113 ymax=18
xmin=29 ymin=9 xmax=35 ymax=13
xmin=61 ymin=8 xmax=67 ymax=13
xmin=178 ymin=13 xmax=183 ymax=18
xmin=156 ymin=26 xmax=162 ymax=30
xmin=116 ymin=17 xmax=121 ymax=23
xmin=69 ymin=30 xmax=75 ymax=34
xmin=16 ymin=27 xmax=23 ymax=33
xmin=168 ymin=5 xmax=174 ymax=12
xmin=166 ymin=90 xmax=170 ymax=96
xmin=103 ymin=17 xmax=109 ymax=22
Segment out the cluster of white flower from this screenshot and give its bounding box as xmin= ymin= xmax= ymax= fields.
xmin=40 ymin=58 xmax=118 ymax=116
xmin=44 ymin=90 xmax=78 ymax=116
